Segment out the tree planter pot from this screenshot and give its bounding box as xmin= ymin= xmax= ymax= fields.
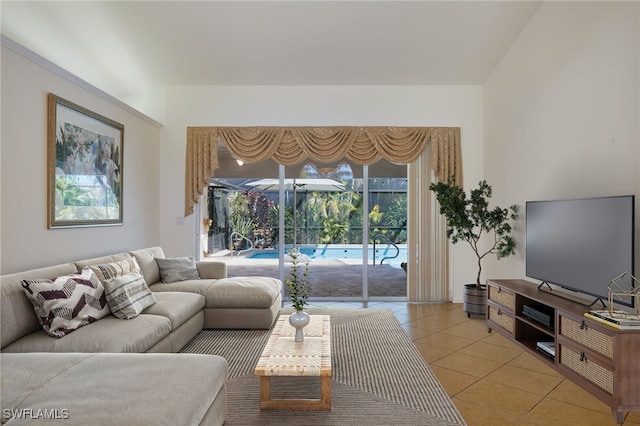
xmin=463 ymin=284 xmax=487 ymax=318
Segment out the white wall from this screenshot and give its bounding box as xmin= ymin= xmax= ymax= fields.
xmin=160 ymin=85 xmax=484 ymax=301
xmin=483 ymin=2 xmax=640 ymax=282
xmin=0 ymin=46 xmax=162 ymax=274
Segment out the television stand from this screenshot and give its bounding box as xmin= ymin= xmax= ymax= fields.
xmin=537 ymin=281 xmax=552 ymax=291
xmin=536 ymin=281 xmax=607 ymax=308
xmin=487 ymin=279 xmax=640 ymax=424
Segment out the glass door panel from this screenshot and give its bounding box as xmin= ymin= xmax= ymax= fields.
xmin=199 ymin=143 xmax=281 ymax=281
xmin=367 ymin=162 xmax=408 ymax=299
xmin=285 ymin=162 xmax=364 ymax=300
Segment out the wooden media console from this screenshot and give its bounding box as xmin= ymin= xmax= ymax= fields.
xmin=486 ymin=279 xmax=640 ymax=424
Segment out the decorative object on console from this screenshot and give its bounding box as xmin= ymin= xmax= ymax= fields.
xmin=607 ymin=271 xmax=640 ymax=316
xmin=21 ymin=267 xmax=109 ymax=337
xmin=584 ymin=310 xmax=640 ymax=330
xmin=429 ymin=179 xmax=518 ymax=317
xmin=286 ymin=248 xmax=312 ymax=342
xmin=156 ymin=256 xmax=201 ymax=283
xmin=585 ymin=272 xmax=640 ymax=330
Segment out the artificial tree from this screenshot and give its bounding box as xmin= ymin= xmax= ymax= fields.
xmin=429 ymin=179 xmax=519 ymax=290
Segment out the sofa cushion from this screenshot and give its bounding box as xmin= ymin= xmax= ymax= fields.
xmin=129 ymin=246 xmax=165 ymax=284
xmin=196 ymin=261 xmax=227 ymax=279
xmin=142 ymin=291 xmax=205 ymax=330
xmin=104 ymin=271 xmax=157 ymax=319
xmin=1 ymin=263 xmax=78 ymax=349
xmin=1 ymin=352 xmax=228 ymax=426
xmin=1 ymin=352 xmax=97 ymax=416
xmin=1 ymin=314 xmax=171 ymax=353
xmin=21 ymin=267 xmax=110 ymax=337
xmin=205 ymin=276 xmax=282 ymax=309
xmin=156 ymin=256 xmax=200 ymax=283
xmin=148 ymin=279 xmax=216 ymax=297
xmin=149 ymin=276 xmax=282 ymax=309
xmin=89 ymin=257 xmax=141 ymax=283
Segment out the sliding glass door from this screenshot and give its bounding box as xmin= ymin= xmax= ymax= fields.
xmin=280 ymin=159 xmax=407 ymax=302
xmin=198 ymin=145 xmax=407 ymax=303
xmin=283 ymin=162 xmax=366 ymax=300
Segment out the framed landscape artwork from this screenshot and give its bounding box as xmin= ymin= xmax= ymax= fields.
xmin=47 ymin=94 xmax=124 ymax=228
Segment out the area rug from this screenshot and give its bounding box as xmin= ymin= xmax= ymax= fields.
xmin=179 ymin=308 xmax=467 ymax=425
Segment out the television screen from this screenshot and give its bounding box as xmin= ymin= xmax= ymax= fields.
xmin=526 ymin=195 xmax=635 ymax=307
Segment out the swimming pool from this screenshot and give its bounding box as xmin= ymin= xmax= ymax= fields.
xmin=247 ymin=245 xmax=407 ymax=269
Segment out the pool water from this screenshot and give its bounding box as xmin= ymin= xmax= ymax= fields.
xmin=247 ymin=245 xmax=407 ymax=269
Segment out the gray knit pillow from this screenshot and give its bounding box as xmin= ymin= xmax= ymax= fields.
xmin=155 ymin=256 xmax=200 ymax=283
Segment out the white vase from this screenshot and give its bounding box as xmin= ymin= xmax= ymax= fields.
xmin=289 ymin=310 xmax=310 ymax=342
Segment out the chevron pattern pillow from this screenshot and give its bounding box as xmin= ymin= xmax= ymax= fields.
xmin=21 ymin=267 xmax=109 ymax=337
xmin=156 ymin=256 xmax=200 ymax=283
xmin=103 ymin=271 xmax=156 ymax=319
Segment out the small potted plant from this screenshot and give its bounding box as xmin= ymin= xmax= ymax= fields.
xmin=230 ymin=217 xmax=255 ymax=250
xmin=429 ymin=179 xmax=518 ymax=317
xmin=286 ymin=248 xmax=312 ymax=341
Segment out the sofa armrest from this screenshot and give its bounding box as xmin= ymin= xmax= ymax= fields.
xmin=196 ymin=261 xmax=227 ymax=279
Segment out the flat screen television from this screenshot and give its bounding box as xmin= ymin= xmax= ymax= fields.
xmin=526 ymin=195 xmax=635 ymax=307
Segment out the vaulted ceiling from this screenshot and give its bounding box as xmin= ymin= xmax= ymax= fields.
xmin=2 ymin=1 xmax=541 ymax=119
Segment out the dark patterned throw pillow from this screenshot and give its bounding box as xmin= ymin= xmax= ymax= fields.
xmin=21 ymin=267 xmax=109 ymax=337
xmin=155 ymin=256 xmax=200 ymax=283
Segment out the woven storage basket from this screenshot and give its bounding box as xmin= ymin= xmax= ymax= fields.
xmin=560 ymin=316 xmax=614 ymax=359
xmin=560 ymin=345 xmax=614 ymax=394
xmin=488 ymin=286 xmax=515 ymax=311
xmin=488 ymin=305 xmax=514 ymax=334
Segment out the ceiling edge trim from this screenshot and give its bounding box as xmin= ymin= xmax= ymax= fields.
xmin=1 ymin=35 xmax=163 ymax=129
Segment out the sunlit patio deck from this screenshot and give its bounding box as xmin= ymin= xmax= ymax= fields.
xmin=206 ymin=252 xmax=407 ymax=298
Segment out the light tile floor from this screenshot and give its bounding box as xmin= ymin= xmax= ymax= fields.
xmin=289 ymin=300 xmax=640 ymax=426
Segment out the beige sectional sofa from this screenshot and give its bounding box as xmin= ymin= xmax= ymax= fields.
xmin=132 ymin=247 xmax=282 ymax=330
xmin=2 ymin=353 xmax=228 ymax=425
xmin=0 ymin=246 xmax=283 ymax=425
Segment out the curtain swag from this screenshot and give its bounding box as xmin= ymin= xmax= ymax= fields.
xmin=185 ymin=126 xmax=462 ymax=216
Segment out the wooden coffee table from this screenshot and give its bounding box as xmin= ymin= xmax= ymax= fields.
xmin=254 ymin=314 xmax=331 ymax=410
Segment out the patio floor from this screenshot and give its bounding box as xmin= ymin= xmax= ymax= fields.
xmin=207 ymin=255 xmax=407 ymax=298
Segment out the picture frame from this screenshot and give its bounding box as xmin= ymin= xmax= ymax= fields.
xmin=47 ymin=94 xmax=124 ymax=228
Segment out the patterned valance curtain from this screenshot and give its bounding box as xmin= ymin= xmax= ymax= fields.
xmin=185 ymin=126 xmax=461 ymax=216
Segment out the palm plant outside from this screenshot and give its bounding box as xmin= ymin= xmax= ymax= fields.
xmin=286 ymin=248 xmax=312 ymax=311
xmin=220 ymin=176 xmax=409 ymax=248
